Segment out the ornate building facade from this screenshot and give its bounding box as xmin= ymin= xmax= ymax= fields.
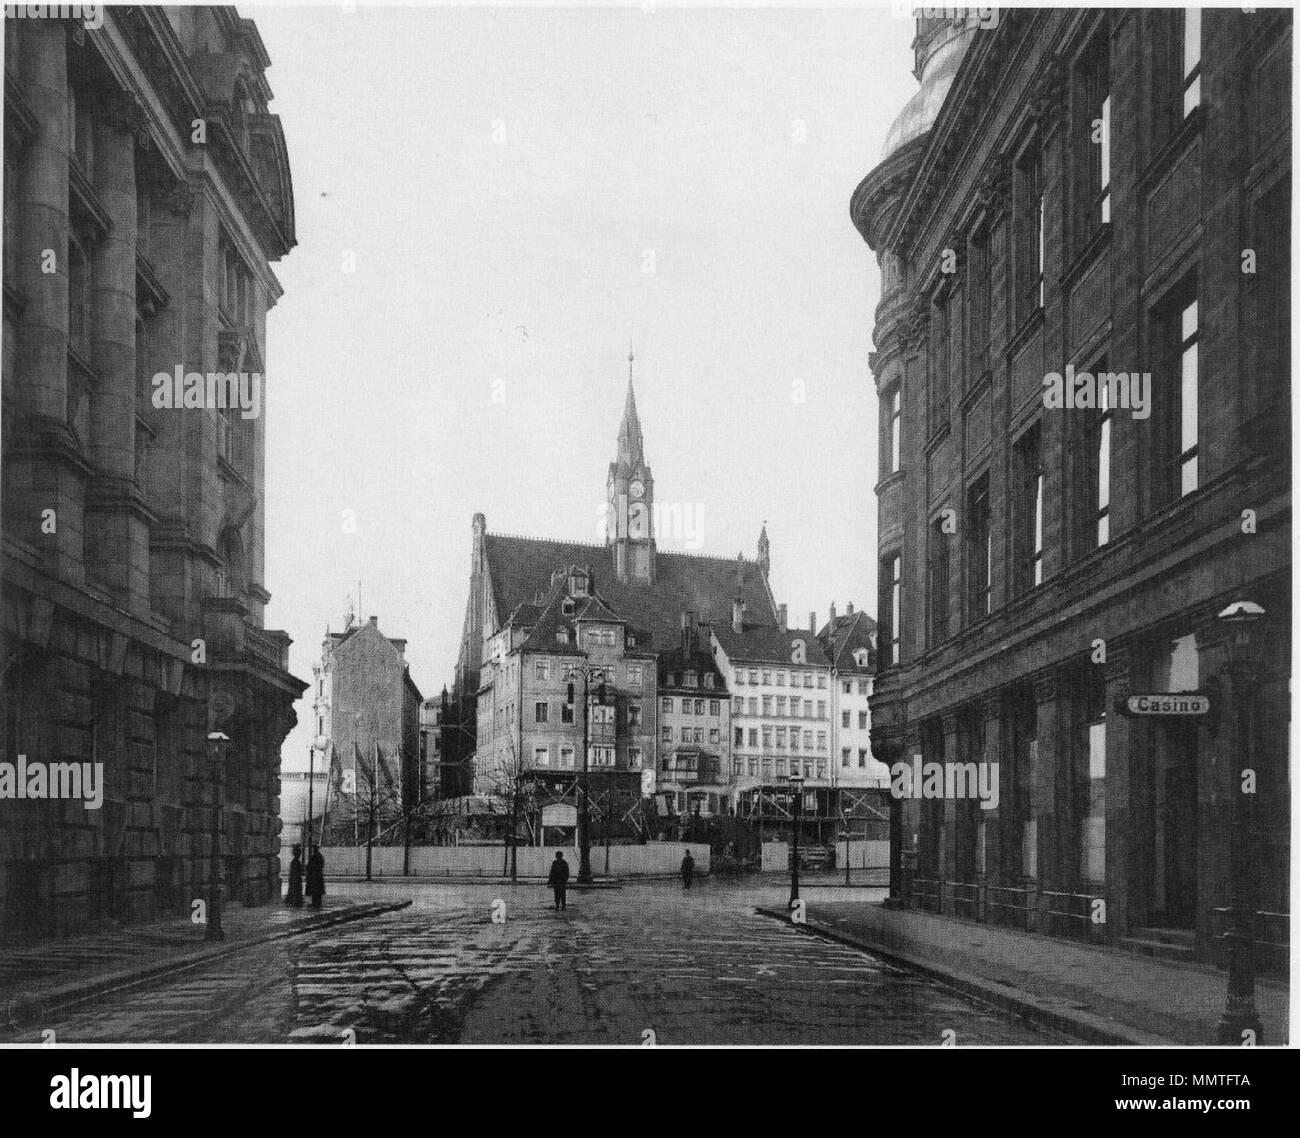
xmin=853 ymin=10 xmax=1289 ymax=962
xmin=2 ymin=7 xmax=303 ymax=938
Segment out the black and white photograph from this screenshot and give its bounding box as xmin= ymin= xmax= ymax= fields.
xmin=0 ymin=0 xmax=1293 ymax=1107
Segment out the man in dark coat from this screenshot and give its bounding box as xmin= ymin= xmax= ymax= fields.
xmin=547 ymin=850 xmax=569 ymax=911
xmin=680 ymin=850 xmax=695 ymax=890
xmin=306 ymin=846 xmax=325 ymax=909
xmin=286 ymin=845 xmax=304 ymax=907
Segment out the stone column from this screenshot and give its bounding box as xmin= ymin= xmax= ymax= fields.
xmin=939 ymin=711 xmax=960 ymax=913
xmin=1101 ymin=646 xmax=1135 ymax=942
xmin=86 ymin=91 xmax=149 ymax=611
xmin=11 ymin=20 xmax=83 ymax=578
xmin=978 ymin=690 xmax=1003 ymax=912
xmin=1031 ymin=670 xmax=1063 ymax=929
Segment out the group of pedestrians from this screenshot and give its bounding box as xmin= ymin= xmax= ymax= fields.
xmin=285 ymin=845 xmax=325 ymax=909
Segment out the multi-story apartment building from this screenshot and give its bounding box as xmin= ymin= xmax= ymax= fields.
xmin=852 ymin=10 xmax=1289 ymax=962
xmin=655 ymin=615 xmax=730 ymax=817
xmin=473 ymin=564 xmax=654 ymax=839
xmin=311 ymin=614 xmax=423 ymax=841
xmin=712 ymin=612 xmax=834 ymax=805
xmin=819 ymin=604 xmax=888 ymax=789
xmin=1 ymin=7 xmax=303 ymax=937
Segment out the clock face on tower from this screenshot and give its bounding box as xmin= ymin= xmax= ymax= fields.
xmin=629 ymin=479 xmax=645 ymax=501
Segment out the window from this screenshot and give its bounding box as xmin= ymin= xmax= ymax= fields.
xmin=1014 ymin=140 xmax=1045 ymax=323
xmin=747 ymin=698 xmax=758 ymax=715
xmin=732 ymin=696 xmax=743 ymax=714
xmin=561 ymin=703 xmax=574 ymax=724
xmin=804 ymin=730 xmax=813 ymax=749
xmin=1014 ymin=423 xmax=1045 ymax=591
xmin=817 ymin=731 xmax=827 ymax=751
xmin=762 ymin=671 xmax=771 ymax=685
xmin=967 ymin=226 xmax=991 ymax=379
xmin=680 ymin=699 xmax=691 ymax=717
xmin=928 ymin=515 xmax=951 ymax=645
xmin=1081 ymin=359 xmax=1113 ymax=548
xmin=627 ymin=664 xmax=643 ymax=686
xmin=662 ymin=727 xmax=672 ymax=743
xmin=692 ymin=727 xmax=702 ymax=745
xmin=662 ymin=697 xmax=673 ymax=713
xmin=734 ymin=727 xmax=744 ymax=747
xmin=748 ymin=670 xmax=758 ymax=684
xmin=817 ymin=701 xmax=826 ymax=719
xmin=929 ymin=290 xmax=952 ymax=437
xmin=590 ymin=746 xmax=615 ymax=767
xmin=629 ymin=747 xmax=643 ymax=769
xmin=1074 ymin=29 xmax=1111 ymax=244
xmin=762 ymin=727 xmax=773 ymax=748
xmin=1181 ymin=8 xmax=1201 ymax=119
xmin=680 ymin=727 xmax=691 ymax=743
xmin=776 ymin=696 xmax=787 ymax=716
xmin=816 ymin=761 xmax=826 ymax=780
xmin=628 ymin=703 xmax=642 ymax=727
xmin=709 ymin=700 xmax=720 ymax=717
xmin=842 ymin=681 xmax=851 ymax=694
xmin=776 ymin=727 xmax=787 ymax=749
xmin=762 ymin=759 xmax=773 ymax=778
xmin=748 ymin=759 xmax=758 ymax=776
xmin=733 ymin=760 xmax=742 ymax=776
xmin=733 ymin=671 xmax=744 ymax=686
xmin=858 ymin=711 xmax=868 ymax=730
xmin=534 ymin=659 xmax=550 ymax=680
xmin=965 ymin=475 xmax=992 ymax=621
xmin=776 ymin=759 xmax=786 ymax=777
xmin=534 ymin=702 xmax=549 ymax=724
xmin=859 ymin=749 xmax=869 ymax=768
xmin=841 ymin=711 xmax=851 ymax=729
xmin=842 ymin=748 xmax=851 ymax=768
xmin=684 ymin=671 xmax=697 ymax=687
xmin=790 ymin=732 xmax=800 ymax=752
xmin=748 ymin=729 xmax=758 ymax=746
xmin=703 ymin=673 xmax=714 ymax=689
xmin=776 ymin=672 xmax=786 ymax=687
xmin=816 ymin=675 xmax=826 ymax=689
xmin=534 ymin=746 xmax=550 ymax=767
xmin=887 ymin=386 xmax=902 ymax=473
xmin=694 ymin=699 xmax=704 ymax=715
xmin=803 ymin=700 xmax=813 ymax=718
xmin=562 ymin=599 xmax=576 ymax=615
xmin=1153 ymin=281 xmax=1200 ymax=503
xmin=881 ymin=553 xmax=902 ymax=666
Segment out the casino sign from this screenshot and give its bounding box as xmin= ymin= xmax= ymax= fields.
xmin=1118 ymin=692 xmax=1212 ymax=717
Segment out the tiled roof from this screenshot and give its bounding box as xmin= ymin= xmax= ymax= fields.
xmin=818 ymin=610 xmax=879 ymax=672
xmin=483 ymin=533 xmax=776 ymax=650
xmin=711 ymin=622 xmax=832 ymax=667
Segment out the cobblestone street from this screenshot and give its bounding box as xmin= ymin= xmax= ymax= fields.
xmin=21 ymin=882 xmax=1061 ymax=1045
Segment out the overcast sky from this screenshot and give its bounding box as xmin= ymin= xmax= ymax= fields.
xmin=251 ymin=2 xmax=916 ymax=771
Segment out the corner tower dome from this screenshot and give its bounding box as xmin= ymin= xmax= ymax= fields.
xmin=880 ymin=16 xmax=975 ymax=160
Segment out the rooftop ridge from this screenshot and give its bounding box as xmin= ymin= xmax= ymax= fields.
xmin=486 ymin=529 xmax=758 ymax=565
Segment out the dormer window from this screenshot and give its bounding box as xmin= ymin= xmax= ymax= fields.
xmin=556 ymin=628 xmax=570 ymax=644
xmin=853 ymin=648 xmax=869 ymax=668
xmin=568 ymin=571 xmax=589 ymax=597
xmin=703 ymin=674 xmax=715 ymax=689
xmin=685 ymin=671 xmax=697 ymax=688
xmin=562 ymin=599 xmax=576 ymax=615
xmin=627 ymin=633 xmax=636 ymax=648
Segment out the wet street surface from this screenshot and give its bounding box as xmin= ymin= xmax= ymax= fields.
xmin=27 ymin=882 xmax=1061 ymax=1045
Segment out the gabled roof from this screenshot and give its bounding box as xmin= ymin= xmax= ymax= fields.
xmin=711 ymin=622 xmax=832 ymax=668
xmin=818 ymin=610 xmax=879 ymax=673
xmin=482 ymin=533 xmax=776 ymax=650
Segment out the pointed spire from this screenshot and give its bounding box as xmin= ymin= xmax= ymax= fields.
xmin=616 ymin=345 xmax=644 ymax=469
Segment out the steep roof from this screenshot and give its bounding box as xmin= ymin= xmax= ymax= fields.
xmin=711 ymin=621 xmax=832 ymax=668
xmin=818 ymin=610 xmax=879 ymax=673
xmin=483 ymin=533 xmax=776 ymax=650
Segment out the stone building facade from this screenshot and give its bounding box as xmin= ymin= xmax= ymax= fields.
xmin=1 ymin=7 xmax=302 ymax=938
xmin=311 ymin=615 xmax=423 ymax=842
xmin=853 ymin=10 xmax=1290 ymax=962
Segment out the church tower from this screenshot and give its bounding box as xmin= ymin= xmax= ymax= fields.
xmin=607 ymin=347 xmax=656 ymax=584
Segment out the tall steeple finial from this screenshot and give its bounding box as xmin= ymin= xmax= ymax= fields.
xmin=616 ymin=345 xmax=644 ymax=469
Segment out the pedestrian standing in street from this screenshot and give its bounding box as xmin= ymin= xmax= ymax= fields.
xmin=548 ymin=850 xmax=569 ymax=911
xmin=306 ymin=845 xmax=325 ymax=909
xmin=680 ymin=850 xmax=695 ymax=890
xmin=286 ymin=845 xmax=304 ymax=908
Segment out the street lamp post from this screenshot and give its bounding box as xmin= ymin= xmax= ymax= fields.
xmin=1216 ymin=599 xmax=1266 ymax=1044
xmin=576 ymin=662 xmax=607 ymax=886
xmin=205 ymin=732 xmax=229 ymax=941
xmin=788 ymin=772 xmax=805 ymax=906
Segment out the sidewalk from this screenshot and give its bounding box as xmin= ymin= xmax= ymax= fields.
xmin=1 ymin=896 xmax=410 ymax=1032
xmin=758 ymin=900 xmax=1289 ymax=1046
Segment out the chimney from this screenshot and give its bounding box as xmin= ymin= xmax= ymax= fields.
xmin=368 ymin=615 xmax=378 ymax=626
xmin=809 ymin=611 xmax=816 ymax=633
xmin=829 ymin=603 xmax=837 ymax=627
xmin=731 ymin=599 xmax=744 ymax=634
xmin=777 ymin=603 xmax=787 ymax=630
xmin=846 ymin=602 xmax=854 ymax=616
